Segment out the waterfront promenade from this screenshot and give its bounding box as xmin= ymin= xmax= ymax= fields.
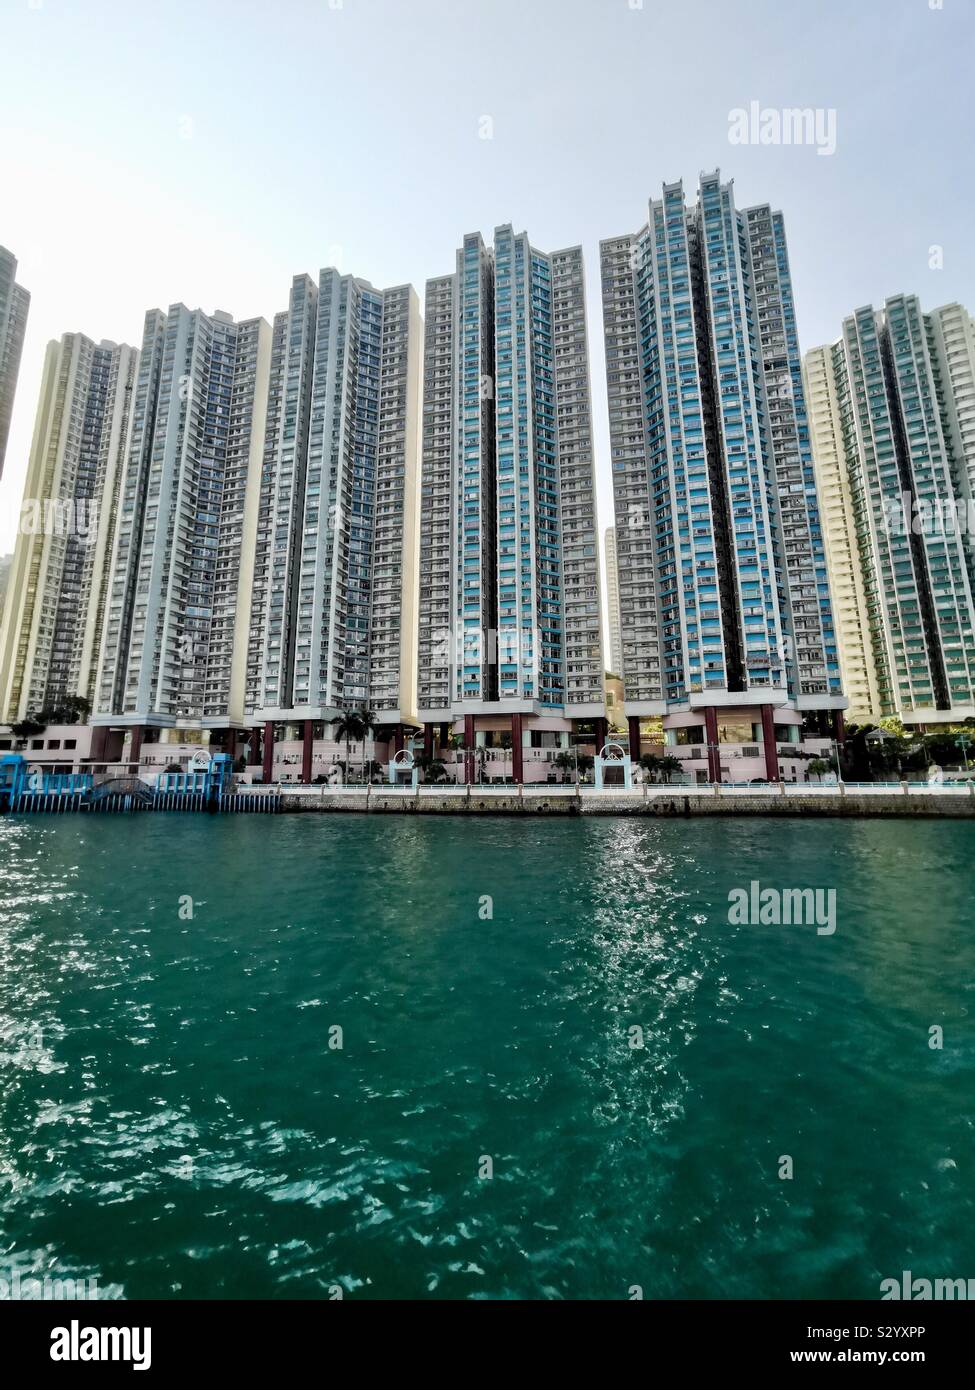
xmin=276 ymin=782 xmax=975 ymax=817
xmin=5 ymin=746 xmax=973 ymax=817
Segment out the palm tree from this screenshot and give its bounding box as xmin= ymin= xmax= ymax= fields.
xmin=11 ymin=716 xmax=47 ymax=742
xmin=358 ymin=709 xmax=378 ymax=782
xmin=554 ymin=750 xmax=576 ymax=784
xmin=639 ymin=753 xmax=660 ymax=782
xmin=332 ymin=708 xmax=379 ymax=783
xmin=413 ymin=753 xmax=434 ymax=782
xmin=38 ymin=693 xmax=91 ymax=726
xmin=657 ymin=754 xmax=682 ymax=784
xmin=332 ymin=711 xmax=365 ymax=783
xmin=415 ymin=754 xmax=447 ymax=785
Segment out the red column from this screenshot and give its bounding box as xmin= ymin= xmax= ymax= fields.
xmin=761 ymin=705 xmax=780 ymax=782
xmin=439 ymin=721 xmax=450 ymax=750
xmin=595 ymin=717 xmax=608 ymax=753
xmin=464 ymin=714 xmax=475 ymax=785
xmin=833 ymin=709 xmax=846 ymax=744
xmin=129 ymin=725 xmax=144 ymax=767
xmin=423 ymin=724 xmax=434 ymax=759
xmin=627 ymin=715 xmax=641 ymax=762
xmin=511 ymin=713 xmax=524 ymax=783
xmin=704 ymin=707 xmax=721 ymax=783
xmin=89 ymin=725 xmax=109 ymax=762
xmin=248 ymin=726 xmax=261 ymax=766
xmin=393 ymin=726 xmax=404 ymax=754
xmin=301 ymin=720 xmax=314 ymax=784
xmin=262 ymin=721 xmax=275 ymax=782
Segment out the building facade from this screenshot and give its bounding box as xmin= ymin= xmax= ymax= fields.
xmin=803 ymin=342 xmax=888 ymax=723
xmin=416 ymin=227 xmax=605 ymax=783
xmin=0 ymin=245 xmax=30 ymax=478
xmin=91 ymin=305 xmax=273 ymax=765
xmin=929 ymin=303 xmax=975 ymax=546
xmin=604 ymin=526 xmax=624 ymax=676
xmin=0 ymin=333 xmax=137 ymax=723
xmin=0 ymin=268 xmax=423 ymax=781
xmin=600 ymin=173 xmax=844 ymax=784
xmin=252 ymin=271 xmax=422 ymax=782
xmin=806 ymin=297 xmax=975 ymax=726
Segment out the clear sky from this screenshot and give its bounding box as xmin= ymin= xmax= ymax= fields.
xmin=1 ymin=0 xmax=972 ymax=575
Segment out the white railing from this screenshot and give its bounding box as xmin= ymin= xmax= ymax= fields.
xmin=273 ymin=779 xmax=974 ymax=801
xmin=778 ymin=783 xmax=836 ymax=796
xmin=842 ymin=782 xmax=901 ymax=794
xmin=284 ymin=784 xmax=367 ymax=797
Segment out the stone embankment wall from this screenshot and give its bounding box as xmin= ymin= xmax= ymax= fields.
xmin=279 ymin=789 xmax=975 ymax=818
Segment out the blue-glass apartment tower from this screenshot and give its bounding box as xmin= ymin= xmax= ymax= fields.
xmin=417 ymin=228 xmax=605 ymax=782
xmin=600 ymin=173 xmax=844 ymax=783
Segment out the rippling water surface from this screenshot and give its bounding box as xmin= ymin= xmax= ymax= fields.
xmin=0 ymin=814 xmax=972 ymax=1299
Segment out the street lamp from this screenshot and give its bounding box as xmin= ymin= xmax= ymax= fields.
xmin=955 ymin=734 xmax=971 ymax=772
xmin=865 ymin=726 xmax=897 ymax=780
xmin=826 ymin=737 xmax=843 ymax=781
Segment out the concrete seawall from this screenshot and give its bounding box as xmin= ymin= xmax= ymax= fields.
xmin=279 ymin=788 xmax=975 ymax=818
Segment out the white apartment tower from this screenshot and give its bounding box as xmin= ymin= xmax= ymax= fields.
xmin=252 ymin=269 xmax=422 ymax=778
xmin=0 ymin=333 xmax=137 ymax=722
xmin=806 ymin=297 xmax=975 ymax=725
xmin=0 ymin=267 xmax=422 ymax=778
xmin=604 ymin=526 xmax=624 ymax=676
xmin=93 ymin=305 xmax=272 ymax=761
xmin=803 ymin=343 xmax=887 ymax=723
xmin=0 ymin=245 xmax=30 ymax=479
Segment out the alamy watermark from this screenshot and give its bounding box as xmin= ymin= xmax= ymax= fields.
xmin=50 ymin=1321 xmax=151 ymax=1370
xmin=0 ymin=1262 xmax=99 ymax=1301
xmin=19 ymin=498 xmax=98 ymax=544
xmin=0 ymin=1019 xmax=45 ymax=1065
xmin=427 ymin=623 xmax=542 ymax=675
xmin=883 ymin=490 xmax=975 ymax=539
xmin=728 ymin=101 xmax=837 ymax=157
xmin=728 ymin=880 xmax=836 ymax=935
xmin=881 ymin=1270 xmax=975 ymax=1300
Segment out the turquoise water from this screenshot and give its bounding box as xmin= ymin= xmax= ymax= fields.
xmin=0 ymin=814 xmax=972 ymax=1300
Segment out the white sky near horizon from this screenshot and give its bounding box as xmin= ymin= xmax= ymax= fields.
xmin=1 ymin=0 xmax=973 ymax=662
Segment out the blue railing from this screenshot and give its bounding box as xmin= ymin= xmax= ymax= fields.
xmin=0 ymin=753 xmax=279 ymax=815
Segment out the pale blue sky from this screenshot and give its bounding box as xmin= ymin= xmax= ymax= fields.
xmin=1 ymin=0 xmax=972 ymax=559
